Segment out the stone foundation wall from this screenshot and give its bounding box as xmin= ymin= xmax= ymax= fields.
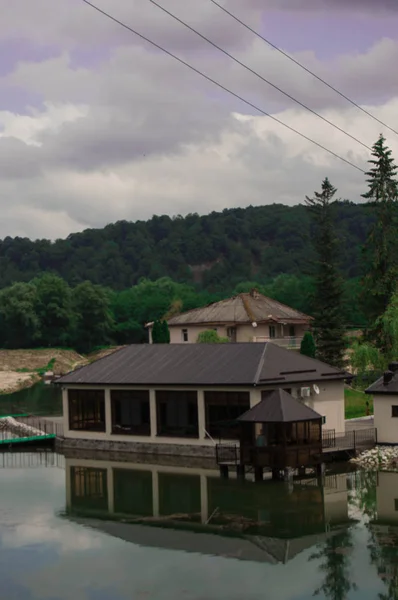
xmin=56 ymin=436 xmax=218 ymax=467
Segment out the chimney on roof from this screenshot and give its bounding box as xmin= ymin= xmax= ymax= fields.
xmin=383 ymin=370 xmax=394 ymax=385
xmin=388 ymin=361 xmax=398 ymax=372
xmin=249 ymin=288 xmax=259 ymax=298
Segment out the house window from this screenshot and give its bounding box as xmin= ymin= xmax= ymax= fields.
xmin=68 ymin=389 xmax=105 ymax=432
xmin=111 ymin=390 xmax=150 ymax=436
xmin=269 ymin=325 xmax=276 ymax=339
xmin=392 ymin=406 xmax=398 ymax=418
xmin=182 ymin=329 xmax=189 ymax=342
xmin=70 ymin=466 xmax=108 ymax=512
xmin=395 ymin=499 xmax=398 ymax=512
xmin=227 ymin=327 xmax=237 ymax=342
xmin=156 ymin=390 xmax=198 ymax=438
xmin=289 ymin=325 xmax=296 ymax=337
xmin=204 ymin=391 xmax=250 ymax=439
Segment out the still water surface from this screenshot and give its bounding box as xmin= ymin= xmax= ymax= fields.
xmin=0 ymin=452 xmax=396 ymax=600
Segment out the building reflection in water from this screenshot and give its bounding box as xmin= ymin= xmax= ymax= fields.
xmin=65 ymin=457 xmax=354 ymax=564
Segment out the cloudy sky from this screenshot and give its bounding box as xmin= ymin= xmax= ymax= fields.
xmin=1 ymin=0 xmax=398 ymax=240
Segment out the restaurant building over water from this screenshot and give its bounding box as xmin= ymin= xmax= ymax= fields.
xmin=56 ymin=343 xmax=349 ymax=458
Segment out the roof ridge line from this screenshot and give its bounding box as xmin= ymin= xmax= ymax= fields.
xmin=254 ymin=343 xmax=268 ymax=385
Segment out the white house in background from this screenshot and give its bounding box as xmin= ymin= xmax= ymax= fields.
xmin=146 ymin=289 xmax=312 ymax=349
xmin=366 ymin=362 xmax=398 ymax=444
xmin=56 ymin=343 xmax=348 ymax=458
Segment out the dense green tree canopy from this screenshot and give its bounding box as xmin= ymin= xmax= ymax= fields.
xmin=0 ymin=202 xmax=375 ymax=292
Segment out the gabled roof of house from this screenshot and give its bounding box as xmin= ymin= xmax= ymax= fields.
xmin=366 ymin=366 xmax=398 ymax=395
xmin=166 ymin=290 xmax=311 ymax=326
xmin=238 ymin=389 xmax=322 ymax=423
xmin=57 ymin=342 xmax=348 ymax=387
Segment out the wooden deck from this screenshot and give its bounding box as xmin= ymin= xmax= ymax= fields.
xmin=216 ymin=427 xmax=376 ymax=466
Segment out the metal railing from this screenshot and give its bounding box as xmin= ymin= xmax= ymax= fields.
xmin=215 ymin=443 xmax=240 ymax=465
xmin=0 ymin=415 xmax=64 ymax=445
xmin=322 ymin=427 xmax=376 ymax=451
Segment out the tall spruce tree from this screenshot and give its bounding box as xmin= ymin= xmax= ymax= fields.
xmin=361 ymin=134 xmax=398 ymax=344
xmin=305 ymin=178 xmax=346 ymax=368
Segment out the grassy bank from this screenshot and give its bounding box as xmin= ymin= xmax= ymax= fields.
xmin=345 ymin=387 xmax=373 ymax=420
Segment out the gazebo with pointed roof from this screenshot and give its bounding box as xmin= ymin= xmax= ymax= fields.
xmin=236 ymin=389 xmax=324 ymax=472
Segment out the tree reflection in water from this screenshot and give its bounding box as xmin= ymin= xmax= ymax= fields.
xmin=310 ymin=529 xmax=357 ymax=599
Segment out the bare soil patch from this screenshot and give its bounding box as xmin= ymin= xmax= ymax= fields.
xmin=0 ymin=349 xmax=87 ymax=375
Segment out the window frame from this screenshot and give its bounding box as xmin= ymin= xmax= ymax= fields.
xmin=68 ymin=389 xmax=106 ymax=432
xmin=204 ymin=391 xmax=250 ymax=440
xmin=111 ymin=389 xmax=151 ymax=436
xmin=181 ymin=328 xmax=189 ymax=342
xmin=392 ymin=405 xmax=398 ymax=418
xmin=156 ymin=390 xmax=198 ymax=438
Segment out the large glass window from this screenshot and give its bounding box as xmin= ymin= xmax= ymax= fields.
xmin=70 ymin=466 xmax=108 ymax=512
xmin=68 ymin=389 xmax=105 ymax=432
xmin=111 ymin=390 xmax=150 ymax=436
xmin=156 ymin=390 xmax=198 ymax=438
xmin=204 ymin=391 xmax=250 ymax=439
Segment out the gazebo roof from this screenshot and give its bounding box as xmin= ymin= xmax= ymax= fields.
xmin=237 ymin=389 xmax=322 ymax=423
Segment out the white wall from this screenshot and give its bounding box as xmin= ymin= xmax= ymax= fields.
xmin=376 ymin=472 xmax=398 ymax=522
xmin=169 ymin=325 xmax=228 ymax=344
xmin=374 ymin=393 xmax=398 ymax=444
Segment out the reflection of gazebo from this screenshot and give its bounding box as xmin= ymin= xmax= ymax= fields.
xmin=236 ymin=389 xmax=323 ymax=478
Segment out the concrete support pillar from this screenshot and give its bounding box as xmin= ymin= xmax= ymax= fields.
xmin=220 ymin=465 xmax=229 ymax=479
xmin=152 ymin=469 xmax=159 ymax=517
xmin=149 ymin=390 xmax=157 ymax=438
xmin=197 ymin=390 xmax=206 ymax=440
xmin=62 ymin=388 xmax=69 ymax=433
xmin=272 ymin=468 xmax=281 ymax=481
xmin=65 ymin=461 xmax=72 ymax=509
xmin=104 ymin=388 xmax=112 ymax=436
xmin=200 ymin=475 xmax=208 ymax=524
xmin=107 ymin=466 xmax=114 ymax=514
xmin=236 ymin=465 xmax=246 ymax=481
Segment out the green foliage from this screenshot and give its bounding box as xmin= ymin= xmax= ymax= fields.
xmin=32 ymin=274 xmax=73 ymax=347
xmin=71 ymin=281 xmax=114 ymax=353
xmin=305 ymin=178 xmax=347 ymax=368
xmin=351 ymin=287 xmax=398 ymax=387
xmin=300 ymin=331 xmax=316 ymax=358
xmin=344 ymin=387 xmax=373 ymax=419
xmin=0 ymin=203 xmax=376 ymax=291
xmin=361 ymin=134 xmax=398 ymax=343
xmin=196 ymin=330 xmax=229 ymax=343
xmin=152 ymin=320 xmax=170 ymax=344
xmin=0 ymin=282 xmax=41 ymax=348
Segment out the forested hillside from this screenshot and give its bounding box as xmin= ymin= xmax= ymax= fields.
xmin=0 ymin=202 xmax=373 ymax=291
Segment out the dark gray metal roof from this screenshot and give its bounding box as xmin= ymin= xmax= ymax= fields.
xmin=57 ymin=343 xmax=349 ymax=387
xmin=238 ymin=389 xmax=322 ymax=423
xmin=366 ymin=372 xmax=398 ymax=395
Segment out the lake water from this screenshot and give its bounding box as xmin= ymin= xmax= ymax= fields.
xmin=0 ymin=452 xmax=397 ymax=600
xmin=0 ymin=383 xmax=62 ymax=417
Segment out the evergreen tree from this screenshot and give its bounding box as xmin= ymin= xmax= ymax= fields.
xmin=151 ymin=320 xmax=162 ymax=343
xmin=300 ymin=331 xmax=316 ymax=358
xmin=160 ymin=320 xmax=170 ymax=344
xmin=361 ymin=134 xmax=398 ymax=343
xmin=305 ymin=178 xmax=346 ymax=368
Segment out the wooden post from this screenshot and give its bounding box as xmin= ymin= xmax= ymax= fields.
xmin=255 ymin=467 xmax=263 ymax=482
xmin=220 ymin=465 xmax=229 ymax=479
xmin=236 ymin=465 xmax=246 ymax=481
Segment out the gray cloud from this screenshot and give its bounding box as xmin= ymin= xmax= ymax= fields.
xmin=241 ymin=0 xmax=398 ymax=12
xmin=0 ymin=0 xmax=397 ymax=241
